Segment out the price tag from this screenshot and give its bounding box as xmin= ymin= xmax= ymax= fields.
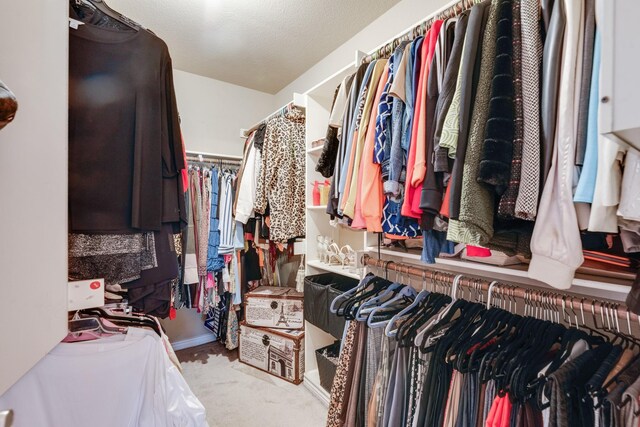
xmin=68 ymin=278 xmax=105 ymax=311
xmin=68 ymin=18 xmax=85 ymax=30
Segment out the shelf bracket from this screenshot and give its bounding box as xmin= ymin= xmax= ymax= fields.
xmin=355 ymin=50 xmax=367 ymax=65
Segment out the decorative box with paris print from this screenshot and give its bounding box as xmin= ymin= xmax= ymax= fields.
xmin=239 ymin=322 xmax=305 ymax=384
xmin=244 ymin=286 xmax=304 ymax=330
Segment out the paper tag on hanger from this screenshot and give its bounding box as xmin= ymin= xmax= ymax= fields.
xmin=68 ymin=278 xmax=105 ymax=311
xmin=68 ymin=18 xmax=85 ymax=30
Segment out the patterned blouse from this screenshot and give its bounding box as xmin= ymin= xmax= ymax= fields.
xmin=254 ymin=110 xmax=306 ymax=242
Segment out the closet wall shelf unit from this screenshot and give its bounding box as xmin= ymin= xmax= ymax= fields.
xmin=299 ymin=0 xmax=639 ymax=404
xmin=303 ymin=63 xmax=366 ymax=402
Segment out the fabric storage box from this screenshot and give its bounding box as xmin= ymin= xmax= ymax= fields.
xmin=304 ymin=273 xmax=359 ymax=339
xmin=315 ymin=341 xmax=340 ymax=392
xmin=239 ymin=322 xmax=304 ymax=384
xmin=244 ymin=286 xmax=304 ymax=330
xmin=326 ymin=279 xmax=359 ymax=339
xmin=303 ymin=274 xmax=331 ymax=330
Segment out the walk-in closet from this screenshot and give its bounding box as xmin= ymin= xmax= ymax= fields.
xmin=2 ymin=0 xmax=640 ymax=426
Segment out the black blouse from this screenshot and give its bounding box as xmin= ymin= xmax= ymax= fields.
xmin=69 ymin=23 xmax=185 ymax=233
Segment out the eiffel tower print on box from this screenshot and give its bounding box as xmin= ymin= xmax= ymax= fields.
xmin=244 ymin=286 xmax=304 ymax=330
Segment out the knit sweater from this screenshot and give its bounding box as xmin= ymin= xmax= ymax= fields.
xmin=514 ymin=0 xmax=544 ymax=220
xmin=477 ymin=0 xmax=515 ymax=195
xmin=489 ymin=0 xmax=534 ymax=257
xmin=447 ymin=0 xmax=499 ymax=246
xmin=448 ymin=0 xmax=491 ymax=220
xmin=497 ymin=0 xmax=523 ymax=218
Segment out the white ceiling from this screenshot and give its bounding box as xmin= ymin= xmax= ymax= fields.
xmin=107 ymin=0 xmax=401 ymax=94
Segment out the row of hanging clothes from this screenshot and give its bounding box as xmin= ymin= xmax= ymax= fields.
xmin=0 ymin=303 xmax=208 ymax=426
xmin=315 ymin=0 xmax=640 ymax=292
xmin=67 ymin=0 xmax=187 ymax=318
xmin=179 ymin=151 xmax=305 ymax=350
xmin=326 ymin=262 xmax=640 ymax=427
xmin=240 ymin=104 xmax=307 ymax=243
xmin=236 ymin=105 xmax=308 ymax=292
xmin=179 ymin=156 xmax=245 ymax=350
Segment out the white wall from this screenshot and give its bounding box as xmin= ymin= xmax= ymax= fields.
xmin=274 ymin=0 xmax=450 ymax=105
xmin=0 ymin=2 xmax=68 ymax=395
xmin=162 ymin=71 xmax=275 ymax=345
xmin=175 ymin=0 xmax=453 ymax=148
xmin=173 ymin=69 xmax=275 ymax=155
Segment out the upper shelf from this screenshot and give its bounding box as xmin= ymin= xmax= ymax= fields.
xmin=306 ymin=63 xmax=355 ymax=101
xmin=364 ymin=246 xmax=633 ymax=302
xmin=307 ymin=259 xmax=362 ymax=280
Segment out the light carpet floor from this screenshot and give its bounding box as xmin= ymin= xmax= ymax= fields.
xmin=176 ymin=342 xmax=328 ymax=427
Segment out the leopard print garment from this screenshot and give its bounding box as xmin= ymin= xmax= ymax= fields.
xmin=326 ymin=321 xmax=359 ymax=427
xmin=254 ymin=109 xmax=306 ymax=242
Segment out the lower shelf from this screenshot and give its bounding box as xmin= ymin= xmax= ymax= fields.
xmin=303 ymin=369 xmax=330 ymax=406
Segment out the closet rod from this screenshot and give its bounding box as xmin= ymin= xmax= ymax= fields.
xmin=186 ymin=158 xmax=242 ymax=166
xmin=361 ymin=0 xmax=477 ymax=64
xmin=362 ymin=255 xmax=639 ymax=323
xmin=185 ymin=150 xmax=243 ymax=161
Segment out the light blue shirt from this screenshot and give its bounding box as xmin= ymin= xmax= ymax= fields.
xmin=574 ymin=31 xmax=601 ymax=203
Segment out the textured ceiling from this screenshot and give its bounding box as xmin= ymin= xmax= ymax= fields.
xmin=106 ymin=0 xmax=401 ymax=93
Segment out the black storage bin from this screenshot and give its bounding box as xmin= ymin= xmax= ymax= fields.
xmin=304 ymin=274 xmax=329 ymax=331
xmin=315 ymin=341 xmax=340 ymax=392
xmin=304 ymin=273 xmax=358 ymax=339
